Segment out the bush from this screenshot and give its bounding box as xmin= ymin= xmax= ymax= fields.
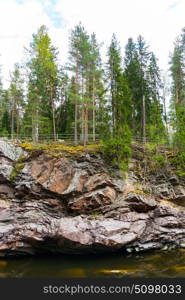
xmin=153 ymin=155 xmax=165 ymax=165
xmin=102 ymin=133 xmax=131 ymax=170
xmin=10 ymin=163 xmax=25 ymax=181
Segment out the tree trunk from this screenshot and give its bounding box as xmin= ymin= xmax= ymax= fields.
xmin=175 ymin=86 xmax=179 ymax=104
xmin=74 ymin=98 xmax=78 ymax=145
xmin=74 ymin=71 xmax=79 ymax=145
xmin=84 ymin=103 xmax=88 ymax=146
xmin=52 ymin=103 xmax=56 ymax=142
xmin=92 ymin=77 xmax=96 ymax=142
xmin=142 ymin=94 xmax=146 ymax=143
xmin=162 ymin=85 xmax=169 ymax=138
xmin=81 ymin=76 xmax=85 ymax=144
xmin=35 ymin=115 xmax=39 ymax=142
xmin=111 ymin=78 xmax=116 ymax=137
xmin=32 ymin=105 xmax=39 ymax=143
xmin=16 ymin=109 xmax=19 ymax=139
xmin=11 ymin=111 xmax=14 ymax=140
xmin=51 ymin=88 xmax=56 ymax=142
xmin=11 ymin=99 xmax=14 ymax=140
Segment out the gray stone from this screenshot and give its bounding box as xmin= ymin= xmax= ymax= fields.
xmin=124 ymin=193 xmax=157 ymax=212
xmin=169 ymin=175 xmax=179 ymax=186
xmin=0 ymin=141 xmax=185 ymax=257
xmin=0 ymin=140 xmax=25 ymax=161
xmin=0 ymin=157 xmax=13 ymax=182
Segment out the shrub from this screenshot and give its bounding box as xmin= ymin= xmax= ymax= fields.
xmin=153 ymin=155 xmax=165 ymax=165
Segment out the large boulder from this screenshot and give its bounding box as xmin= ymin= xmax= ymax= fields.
xmin=18 ymin=154 xmax=124 ymax=212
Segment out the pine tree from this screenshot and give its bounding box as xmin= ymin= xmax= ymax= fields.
xmin=24 ymin=25 xmax=59 ymax=142
xmin=9 ymin=64 xmax=25 ymax=139
xmin=56 ymin=73 xmax=75 ymax=137
xmin=161 ymin=72 xmax=170 ymax=137
xmin=0 ymin=89 xmax=11 ymax=136
xmin=146 ymin=52 xmax=166 ymax=142
xmin=68 ymin=24 xmax=88 ymax=144
xmin=104 ymin=35 xmax=132 ymax=168
xmin=124 ymin=37 xmax=140 ymax=135
xmin=88 ymin=33 xmax=103 ymax=141
xmin=170 ymin=28 xmax=185 ymax=149
xmin=125 ymin=36 xmax=165 ymax=142
xmin=68 ymin=24 xmax=104 ymax=145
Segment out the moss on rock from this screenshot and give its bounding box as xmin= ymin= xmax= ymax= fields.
xmin=10 ymin=162 xmax=25 ymax=181
xmin=19 ymin=142 xmax=101 ymax=156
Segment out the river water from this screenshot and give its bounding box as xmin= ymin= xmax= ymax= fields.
xmin=1 ymin=250 xmax=185 ymax=278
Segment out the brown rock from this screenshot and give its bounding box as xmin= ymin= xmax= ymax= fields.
xmin=31 ymin=156 xmax=76 ymax=194
xmin=124 ymin=193 xmax=157 ymax=212
xmin=0 ymin=140 xmax=185 ymax=257
xmin=0 ymin=184 xmax=14 ymax=198
xmin=69 ymin=187 xmax=117 ymax=213
xmin=84 ymin=173 xmax=111 ymax=192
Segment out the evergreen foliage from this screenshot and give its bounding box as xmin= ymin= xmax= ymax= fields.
xmin=0 ymin=23 xmax=170 ymax=171
xmin=124 ymin=36 xmax=166 ymax=142
xmin=170 ymin=28 xmax=185 ymax=150
xmin=22 ymin=25 xmax=60 ymax=142
xmin=102 ymin=35 xmax=132 ymax=168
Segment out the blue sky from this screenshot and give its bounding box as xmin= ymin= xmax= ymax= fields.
xmin=0 ymin=0 xmax=184 ymax=86
xmin=37 ymin=0 xmax=62 ymax=27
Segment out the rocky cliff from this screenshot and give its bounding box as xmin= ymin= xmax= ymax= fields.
xmin=1 ymin=139 xmax=185 ymax=257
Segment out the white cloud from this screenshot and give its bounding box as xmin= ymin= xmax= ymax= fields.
xmin=0 ymin=0 xmax=54 ymax=86
xmin=55 ymin=0 xmax=185 ymax=69
xmin=0 ymin=0 xmax=185 ymax=87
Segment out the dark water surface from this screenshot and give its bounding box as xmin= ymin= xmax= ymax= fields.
xmin=1 ymin=250 xmax=185 ymax=278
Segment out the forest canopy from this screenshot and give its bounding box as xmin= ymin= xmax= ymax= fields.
xmin=0 ymin=24 xmax=185 ymax=167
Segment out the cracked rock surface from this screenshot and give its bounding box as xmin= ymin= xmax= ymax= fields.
xmin=1 ymin=140 xmax=185 ymax=257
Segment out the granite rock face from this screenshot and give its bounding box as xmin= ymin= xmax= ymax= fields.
xmin=0 ymin=139 xmax=24 ymax=162
xmin=0 ymin=141 xmax=185 ymax=257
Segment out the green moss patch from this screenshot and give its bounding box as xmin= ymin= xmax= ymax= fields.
xmin=10 ymin=163 xmax=25 ymax=181
xmin=19 ymin=142 xmax=101 ymax=157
